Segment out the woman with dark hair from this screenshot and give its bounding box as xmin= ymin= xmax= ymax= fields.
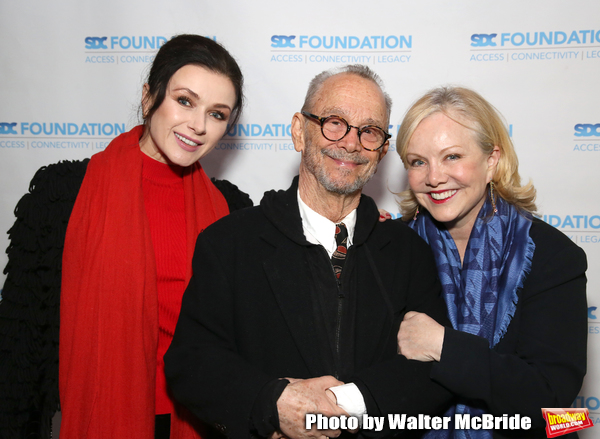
xmin=0 ymin=34 xmax=250 ymax=439
xmin=395 ymin=86 xmax=587 ymax=438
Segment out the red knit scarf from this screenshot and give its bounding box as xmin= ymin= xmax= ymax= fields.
xmin=59 ymin=126 xmax=229 ymax=439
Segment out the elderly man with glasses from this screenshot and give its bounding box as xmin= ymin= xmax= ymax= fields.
xmin=165 ymin=65 xmax=451 ymax=439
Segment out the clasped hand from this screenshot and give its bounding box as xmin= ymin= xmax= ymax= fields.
xmin=397 ymin=311 xmax=445 ymax=362
xmin=274 ymin=376 xmax=351 ymax=439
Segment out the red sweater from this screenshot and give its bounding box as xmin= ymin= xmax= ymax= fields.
xmin=142 ymin=153 xmax=186 ymax=415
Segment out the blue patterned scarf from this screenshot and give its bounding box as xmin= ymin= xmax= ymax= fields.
xmin=410 ymin=196 xmax=535 ymax=439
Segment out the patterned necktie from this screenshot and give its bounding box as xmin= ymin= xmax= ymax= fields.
xmin=331 ymin=222 xmax=348 ymax=282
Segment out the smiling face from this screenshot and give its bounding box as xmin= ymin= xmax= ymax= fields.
xmin=139 ymin=64 xmax=236 ymax=167
xmin=292 ymin=73 xmax=389 ymax=197
xmin=406 ymin=111 xmax=499 ymax=237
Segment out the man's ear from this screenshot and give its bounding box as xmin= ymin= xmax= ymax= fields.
xmin=378 ymin=141 xmax=389 ymax=162
xmin=291 ymin=112 xmax=306 ymax=153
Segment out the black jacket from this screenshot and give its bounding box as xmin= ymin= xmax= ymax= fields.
xmin=165 ymin=177 xmax=453 ymax=439
xmin=431 ymin=219 xmax=588 ymax=438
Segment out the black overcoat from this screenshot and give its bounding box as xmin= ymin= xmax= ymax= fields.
xmin=165 ymin=177 xmax=453 ymax=438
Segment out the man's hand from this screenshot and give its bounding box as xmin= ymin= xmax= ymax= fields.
xmin=276 ymin=376 xmax=350 ymax=439
xmin=397 ymin=311 xmax=445 ymax=362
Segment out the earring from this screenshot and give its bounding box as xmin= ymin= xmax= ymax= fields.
xmin=490 ymin=181 xmax=498 ymax=214
xmin=413 ymin=206 xmax=419 ymax=221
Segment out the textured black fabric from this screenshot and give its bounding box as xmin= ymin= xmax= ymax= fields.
xmin=249 ymin=378 xmax=289 ymax=437
xmin=0 ymin=159 xmax=252 ymax=439
xmin=211 ymin=178 xmax=253 ymax=212
xmin=0 ymin=160 xmax=89 ymax=439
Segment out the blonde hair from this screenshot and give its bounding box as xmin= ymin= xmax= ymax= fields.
xmin=396 ymin=86 xmax=536 ymax=221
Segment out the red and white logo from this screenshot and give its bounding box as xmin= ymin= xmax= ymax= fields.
xmin=542 ymin=408 xmax=594 ymax=437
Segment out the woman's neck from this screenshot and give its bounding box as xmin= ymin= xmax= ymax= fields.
xmin=448 ymin=224 xmax=474 ymax=264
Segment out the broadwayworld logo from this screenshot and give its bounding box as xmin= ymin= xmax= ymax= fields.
xmin=543 ymin=408 xmax=594 ymax=437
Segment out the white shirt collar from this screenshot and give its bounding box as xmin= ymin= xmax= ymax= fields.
xmin=297 ymin=190 xmax=356 ymax=257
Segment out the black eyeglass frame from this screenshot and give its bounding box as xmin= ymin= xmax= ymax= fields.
xmin=301 ymin=111 xmax=392 ymax=151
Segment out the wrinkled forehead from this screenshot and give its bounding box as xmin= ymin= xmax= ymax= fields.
xmin=312 ymin=74 xmax=388 ymax=126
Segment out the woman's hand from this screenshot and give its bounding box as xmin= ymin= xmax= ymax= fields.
xmin=397 ymin=311 xmax=444 ymax=362
xmin=378 ymin=209 xmax=392 ymax=222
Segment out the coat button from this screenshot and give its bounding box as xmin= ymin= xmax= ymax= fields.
xmin=215 ymin=423 xmax=227 ymax=434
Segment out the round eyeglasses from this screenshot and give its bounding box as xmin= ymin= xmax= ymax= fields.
xmin=301 ymin=111 xmax=391 ymax=151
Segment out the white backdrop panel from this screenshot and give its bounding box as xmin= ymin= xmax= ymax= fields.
xmin=1 ymin=0 xmax=599 ymax=432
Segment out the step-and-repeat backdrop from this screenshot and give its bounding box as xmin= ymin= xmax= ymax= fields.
xmin=1 ymin=0 xmax=598 ymax=433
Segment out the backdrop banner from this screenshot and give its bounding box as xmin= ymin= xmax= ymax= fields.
xmin=0 ymin=0 xmax=598 ymax=434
